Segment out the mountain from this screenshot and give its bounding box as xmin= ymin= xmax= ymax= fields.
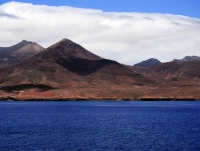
xmin=143 ymin=60 xmax=200 ymax=84
xmin=0 ymin=40 xmax=32 ymax=60
xmin=134 ymin=58 xmax=161 ymax=68
xmin=173 ymin=56 xmax=200 ymax=62
xmin=0 ymin=38 xmax=153 ymax=100
xmin=0 ymin=40 xmax=44 ymax=68
xmin=1 ymin=38 xmax=200 ymax=100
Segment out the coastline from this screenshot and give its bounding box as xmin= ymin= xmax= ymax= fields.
xmin=0 ymin=97 xmax=199 ymax=101
xmin=1 ymin=86 xmax=200 ymax=101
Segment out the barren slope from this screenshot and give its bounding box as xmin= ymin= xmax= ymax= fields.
xmin=0 ymin=38 xmax=151 ymax=94
xmin=1 ymin=39 xmax=200 ymax=100
xmin=0 ymin=40 xmax=44 ymax=68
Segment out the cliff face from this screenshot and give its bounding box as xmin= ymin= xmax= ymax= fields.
xmin=0 ymin=40 xmax=44 ymax=69
xmin=1 ymin=39 xmax=200 ymax=100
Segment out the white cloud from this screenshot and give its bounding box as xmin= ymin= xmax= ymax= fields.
xmin=0 ymin=1 xmax=200 ymax=65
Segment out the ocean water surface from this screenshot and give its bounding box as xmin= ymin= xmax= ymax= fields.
xmin=0 ymin=101 xmax=200 ymax=151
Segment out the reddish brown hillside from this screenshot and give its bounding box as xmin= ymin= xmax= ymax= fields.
xmin=144 ymin=61 xmax=200 ymax=80
xmin=1 ymin=39 xmax=200 ymax=100
xmin=0 ymin=38 xmax=152 ymax=94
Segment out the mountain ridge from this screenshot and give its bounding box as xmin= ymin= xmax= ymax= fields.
xmin=0 ymin=40 xmax=32 ymax=60
xmin=173 ymin=56 xmax=200 ymax=62
xmin=0 ymin=38 xmax=151 ymax=91
xmin=0 ymin=40 xmax=44 ymax=69
xmin=1 ymin=39 xmax=200 ymax=100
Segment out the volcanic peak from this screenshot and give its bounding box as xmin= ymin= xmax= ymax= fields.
xmin=44 ymin=38 xmax=102 ymax=61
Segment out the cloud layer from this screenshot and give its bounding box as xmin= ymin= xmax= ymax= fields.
xmin=1 ymin=1 xmax=200 ymax=65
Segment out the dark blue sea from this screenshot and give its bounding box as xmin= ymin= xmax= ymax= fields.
xmin=0 ymin=101 xmax=200 ymax=151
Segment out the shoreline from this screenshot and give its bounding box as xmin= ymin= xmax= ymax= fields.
xmin=0 ymin=97 xmax=199 ymax=101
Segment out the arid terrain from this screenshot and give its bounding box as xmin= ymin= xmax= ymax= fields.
xmin=0 ymin=39 xmax=200 ymax=100
xmin=0 ymin=40 xmax=44 ymax=69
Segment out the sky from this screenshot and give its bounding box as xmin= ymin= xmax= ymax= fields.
xmin=0 ymin=0 xmax=200 ymax=65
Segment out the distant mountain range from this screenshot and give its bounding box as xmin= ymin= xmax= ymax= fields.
xmin=134 ymin=56 xmax=200 ymax=68
xmin=0 ymin=39 xmax=200 ymax=100
xmin=0 ymin=40 xmax=44 ymax=68
xmin=173 ymin=56 xmax=200 ymax=62
xmin=134 ymin=58 xmax=161 ymax=68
